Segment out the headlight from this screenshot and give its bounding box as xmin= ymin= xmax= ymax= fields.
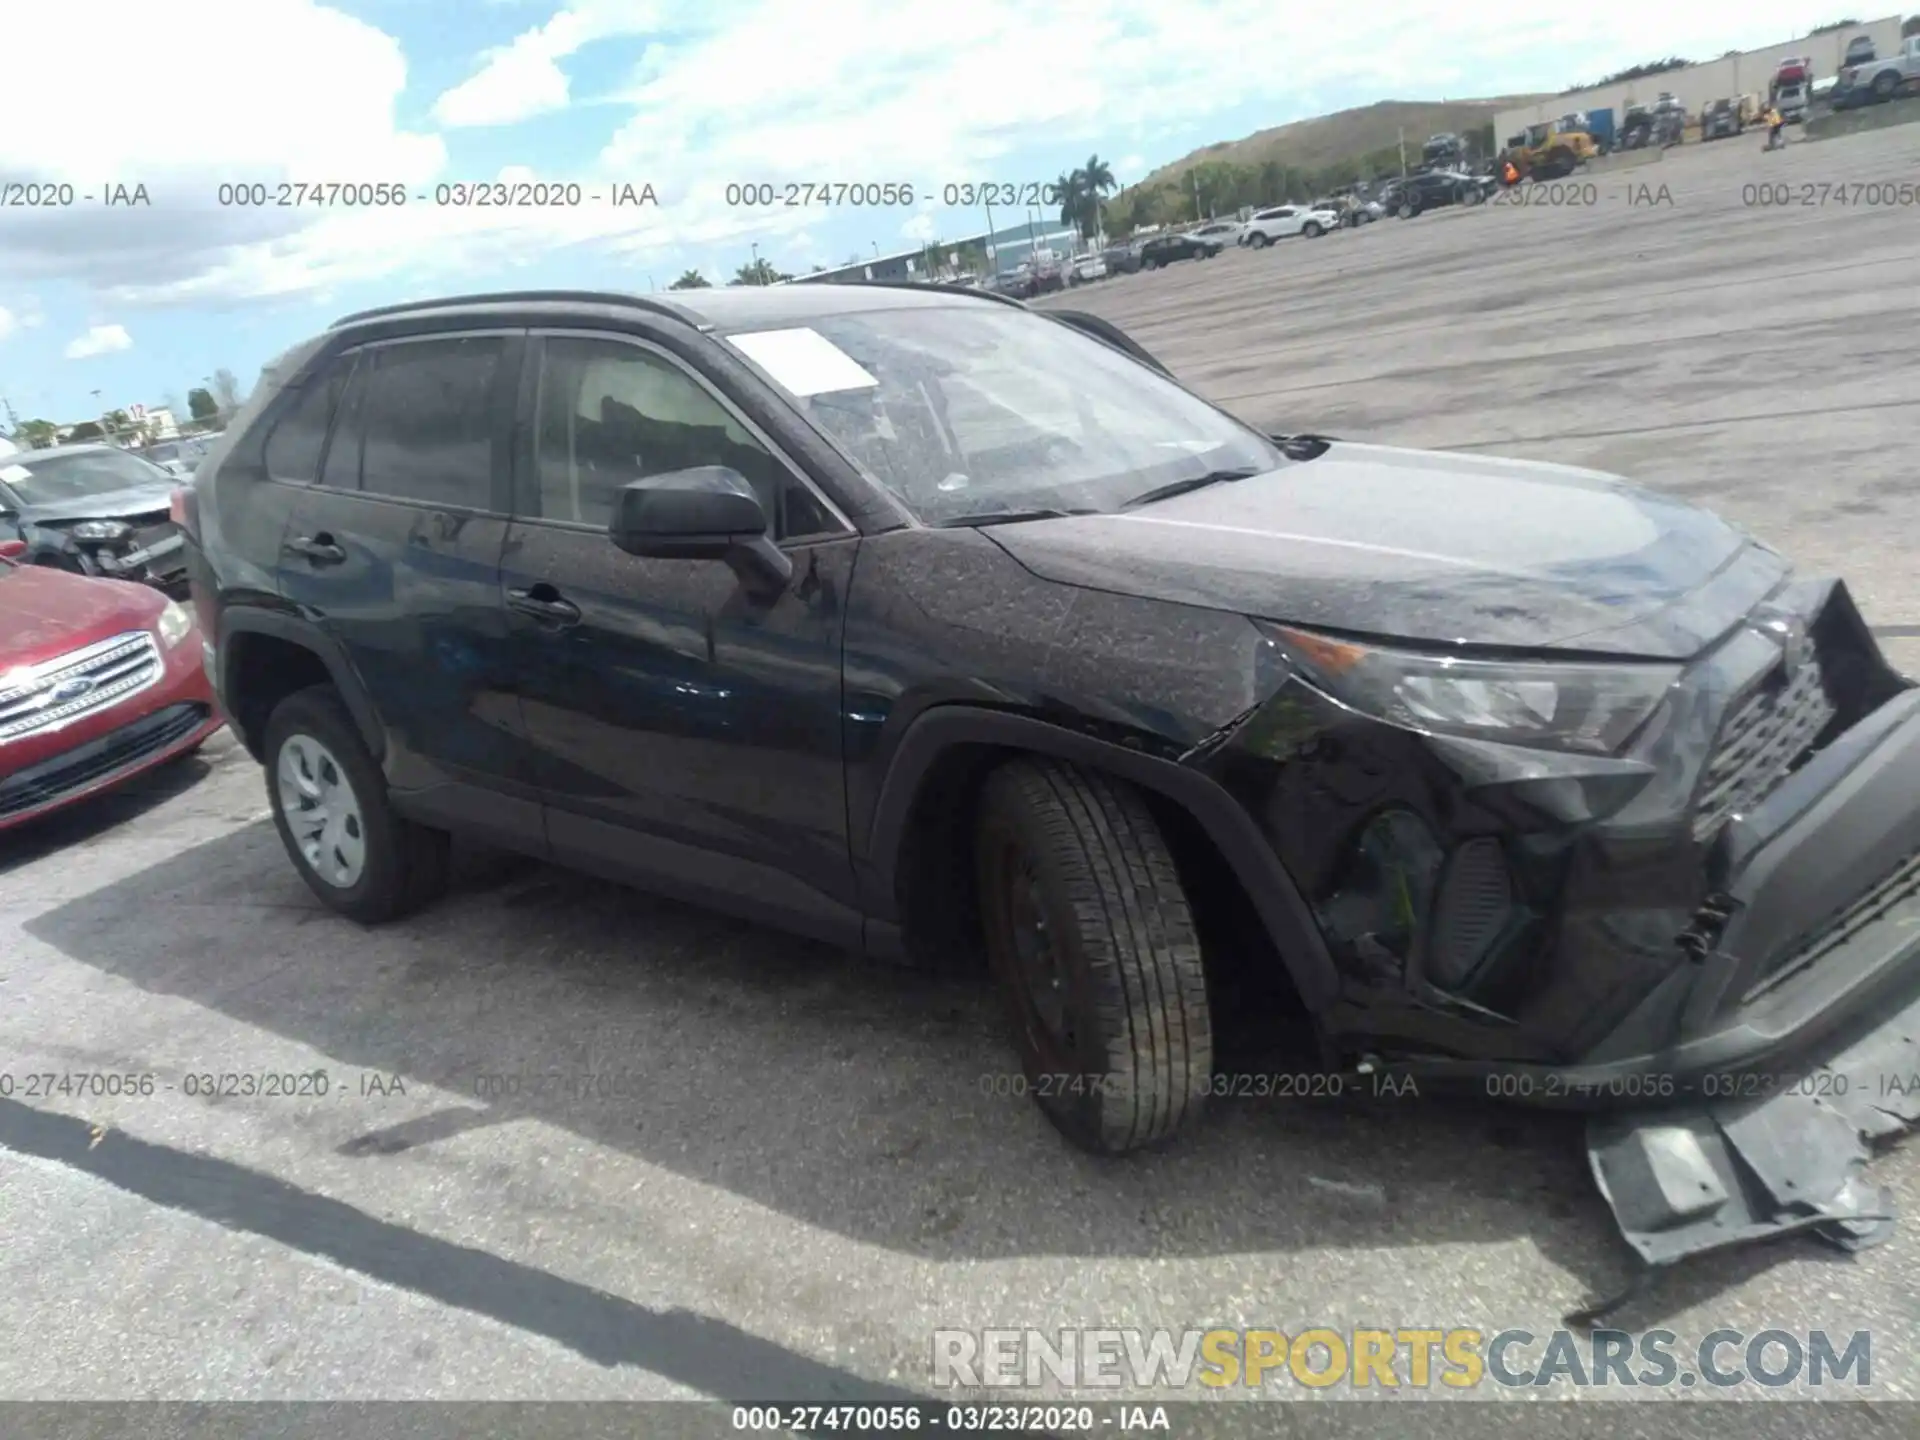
xmin=1257 ymin=622 xmax=1680 ymax=755
xmin=69 ymin=518 xmax=132 ymax=542
xmin=156 ymin=599 xmax=194 ymax=649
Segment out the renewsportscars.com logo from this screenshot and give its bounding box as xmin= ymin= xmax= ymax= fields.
xmin=931 ymin=1327 xmax=1873 ymax=1391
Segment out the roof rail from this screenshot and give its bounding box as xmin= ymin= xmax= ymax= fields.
xmin=840 ymin=278 xmax=1029 ymax=310
xmin=329 ymin=290 xmax=693 ymax=330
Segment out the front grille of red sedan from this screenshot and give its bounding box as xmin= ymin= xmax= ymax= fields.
xmin=0 ymin=631 xmax=164 ymax=744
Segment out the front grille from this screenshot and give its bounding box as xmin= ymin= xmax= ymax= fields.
xmin=0 ymin=702 xmax=208 ymax=820
xmin=1692 ymin=648 xmax=1836 ymax=841
xmin=1745 ymin=846 xmax=1920 ymax=999
xmin=0 ymin=631 xmax=163 ymax=743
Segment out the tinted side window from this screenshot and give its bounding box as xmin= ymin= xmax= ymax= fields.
xmin=263 ymin=359 xmax=349 ymax=483
xmin=529 ymin=336 xmax=836 ymax=540
xmin=319 ymin=357 xmax=369 ymax=491
xmin=359 ymin=336 xmax=504 ymax=508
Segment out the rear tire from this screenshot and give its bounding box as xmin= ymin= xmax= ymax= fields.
xmin=975 ymin=759 xmax=1213 ymax=1155
xmin=264 ymin=685 xmax=449 ymax=924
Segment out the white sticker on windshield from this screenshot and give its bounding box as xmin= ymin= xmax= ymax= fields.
xmin=0 ymin=465 xmax=30 ymax=484
xmin=728 ymin=327 xmax=878 ymax=397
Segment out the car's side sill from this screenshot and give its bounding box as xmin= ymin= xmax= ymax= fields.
xmin=545 ymin=811 xmax=867 ymax=953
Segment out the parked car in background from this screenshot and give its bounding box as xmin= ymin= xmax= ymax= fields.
xmin=1833 ymin=35 xmax=1920 ymax=108
xmin=1066 ymin=252 xmax=1108 ymax=285
xmin=1238 ymin=204 xmax=1341 ymax=246
xmin=1101 ymin=240 xmax=1143 ymax=275
xmin=1380 ymin=171 xmax=1481 ymax=218
xmin=0 ymin=555 xmax=223 ymax=833
xmin=1138 ymin=232 xmax=1220 ymax=267
xmin=1187 ymin=219 xmax=1245 ymax=249
xmin=141 ymin=436 xmax=213 ymax=480
xmin=1700 ymin=99 xmax=1743 ymax=140
xmin=0 ymin=443 xmax=191 ymax=597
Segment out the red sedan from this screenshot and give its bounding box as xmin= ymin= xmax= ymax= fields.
xmin=0 ymin=555 xmax=224 ymax=832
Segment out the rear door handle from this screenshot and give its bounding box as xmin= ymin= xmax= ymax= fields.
xmin=507 ymin=586 xmax=582 ymax=625
xmin=285 ymin=534 xmax=346 ymax=566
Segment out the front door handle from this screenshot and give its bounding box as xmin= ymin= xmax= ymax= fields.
xmin=285 ymin=534 xmax=346 ymax=566
xmin=507 ymin=586 xmax=582 ymax=625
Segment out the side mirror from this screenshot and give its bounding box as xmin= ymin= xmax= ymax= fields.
xmin=608 ymin=466 xmax=794 ymax=598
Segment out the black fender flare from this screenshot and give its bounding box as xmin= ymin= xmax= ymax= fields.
xmin=218 ymin=608 xmax=386 ymax=764
xmin=863 ymin=705 xmax=1341 ymax=1012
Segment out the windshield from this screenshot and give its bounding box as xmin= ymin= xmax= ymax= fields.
xmin=726 ymin=306 xmax=1283 ymax=524
xmin=3 ymin=448 xmax=173 ymax=505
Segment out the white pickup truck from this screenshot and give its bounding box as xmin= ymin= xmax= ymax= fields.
xmin=1834 ymin=35 xmax=1920 ymax=108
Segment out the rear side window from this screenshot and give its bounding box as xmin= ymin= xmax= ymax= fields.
xmin=358 ymin=336 xmax=504 ymax=509
xmin=319 ymin=358 xmax=370 ymax=491
xmin=263 ymin=359 xmax=351 ymax=483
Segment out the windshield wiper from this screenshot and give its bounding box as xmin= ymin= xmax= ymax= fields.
xmin=929 ymin=507 xmax=1099 ymax=528
xmin=1120 ymin=467 xmax=1262 ymax=511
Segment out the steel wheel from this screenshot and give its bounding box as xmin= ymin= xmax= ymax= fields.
xmin=276 ymin=732 xmax=366 ymax=888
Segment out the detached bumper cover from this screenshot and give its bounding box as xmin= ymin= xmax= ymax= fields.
xmin=1588 ymin=692 xmax=1920 ymax=1264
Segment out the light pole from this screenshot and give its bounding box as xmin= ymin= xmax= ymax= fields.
xmin=750 ymin=242 xmax=761 ymax=284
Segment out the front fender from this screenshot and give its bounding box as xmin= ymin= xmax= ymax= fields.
xmin=862 ymin=703 xmax=1342 ymax=1013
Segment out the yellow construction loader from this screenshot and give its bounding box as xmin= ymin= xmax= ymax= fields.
xmin=1499 ymin=121 xmax=1600 ymax=183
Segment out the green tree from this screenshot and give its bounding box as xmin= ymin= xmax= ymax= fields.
xmin=66 ymin=420 xmax=104 ymax=442
xmin=14 ymin=418 xmax=57 ymax=448
xmin=187 ymin=387 xmax=218 ymax=421
xmin=731 ymin=258 xmax=782 ymax=286
xmin=1903 ymin=14 xmax=1919 ymax=35
xmin=1074 ymin=153 xmax=1117 ymax=238
xmin=668 ymin=269 xmax=711 ymax=289
xmin=103 ymin=408 xmax=132 ymax=440
xmin=210 ymin=368 xmax=243 ymax=416
xmin=1053 ymin=169 xmax=1082 ymax=237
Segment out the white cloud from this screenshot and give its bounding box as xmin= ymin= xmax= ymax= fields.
xmin=0 ymin=0 xmax=1855 ymax=307
xmin=432 ymin=0 xmax=670 ymax=127
xmin=64 ymin=324 xmax=132 ymax=359
xmin=0 ymin=0 xmax=442 ymax=294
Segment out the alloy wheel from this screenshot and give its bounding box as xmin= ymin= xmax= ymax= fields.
xmin=277 ymin=733 xmax=367 ymax=888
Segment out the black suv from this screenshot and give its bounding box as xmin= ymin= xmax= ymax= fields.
xmin=1137 ymin=233 xmax=1220 ymax=267
xmin=185 ymin=285 xmax=1920 ymax=1260
xmin=1381 ymin=171 xmax=1481 ymax=217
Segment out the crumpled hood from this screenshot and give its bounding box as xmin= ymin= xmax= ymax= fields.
xmin=21 ymin=483 xmax=176 ymax=527
xmin=983 ymin=442 xmax=1788 ymax=659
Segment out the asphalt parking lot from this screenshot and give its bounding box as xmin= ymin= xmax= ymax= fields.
xmin=5 ymin=123 xmax=1920 ymax=1431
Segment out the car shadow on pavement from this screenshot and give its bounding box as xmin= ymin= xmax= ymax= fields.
xmin=23 ymin=816 xmax=1816 ymax=1321
xmin=0 ymin=748 xmax=220 ymax=879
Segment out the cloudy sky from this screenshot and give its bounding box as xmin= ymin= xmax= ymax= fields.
xmin=0 ymin=0 xmax=1856 ymax=423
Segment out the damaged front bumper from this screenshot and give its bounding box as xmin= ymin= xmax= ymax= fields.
xmin=1585 ymin=688 xmax=1920 ymax=1264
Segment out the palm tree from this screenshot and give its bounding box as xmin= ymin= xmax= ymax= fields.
xmin=668 ymin=269 xmax=711 ymax=290
xmin=730 ymin=258 xmax=782 ymax=286
xmin=1077 ymin=153 xmax=1117 ymax=239
xmin=1054 ymin=170 xmax=1082 ymax=238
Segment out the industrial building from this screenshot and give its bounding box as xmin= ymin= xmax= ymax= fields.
xmin=1493 ymin=14 xmax=1908 ymax=141
xmin=790 ymin=219 xmax=1081 ymax=286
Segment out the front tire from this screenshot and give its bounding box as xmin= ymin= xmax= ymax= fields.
xmin=264 ymin=685 xmax=449 ymax=924
xmin=1249 ymin=232 xmax=1271 ymax=249
xmin=1302 ymin=221 xmax=1323 ymax=238
xmin=975 ymin=759 xmax=1212 ymax=1155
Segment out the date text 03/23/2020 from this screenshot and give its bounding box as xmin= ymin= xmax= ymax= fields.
xmin=212 ymin=181 xmax=659 ymax=209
